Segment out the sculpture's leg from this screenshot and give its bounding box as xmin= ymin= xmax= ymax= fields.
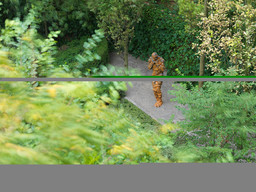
xmin=155 ymin=89 xmax=163 ymax=107
xmin=152 ymin=81 xmax=163 ymax=107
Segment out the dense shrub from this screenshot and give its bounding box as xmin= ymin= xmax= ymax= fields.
xmin=169 ymin=81 xmax=256 ymax=162
xmin=195 ymin=0 xmax=256 ymax=76
xmin=176 ymin=0 xmax=204 ymax=33
xmin=0 ymin=10 xmax=60 ymax=78
xmin=129 ymin=3 xmax=202 ymax=76
xmin=54 ymin=35 xmax=109 ymax=75
xmin=0 ymin=0 xmax=97 ymax=39
xmin=0 ymin=0 xmax=27 ymax=27
xmin=90 ymin=37 xmax=109 ymax=69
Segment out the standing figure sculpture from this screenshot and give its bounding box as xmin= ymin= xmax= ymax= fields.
xmin=148 ymin=52 xmax=165 ymax=107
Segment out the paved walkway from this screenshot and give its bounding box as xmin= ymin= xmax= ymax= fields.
xmin=109 ymin=52 xmax=185 ymax=124
xmin=109 ymin=52 xmax=167 ymax=76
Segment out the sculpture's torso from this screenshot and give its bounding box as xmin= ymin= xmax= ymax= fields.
xmin=152 ymin=81 xmax=162 ymax=91
xmin=148 ymin=56 xmax=165 ymax=76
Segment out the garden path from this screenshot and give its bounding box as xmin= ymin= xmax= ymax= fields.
xmin=109 ymin=52 xmax=185 ymax=124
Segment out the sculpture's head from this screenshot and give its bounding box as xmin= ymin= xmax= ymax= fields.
xmin=152 ymin=52 xmax=158 ymax=60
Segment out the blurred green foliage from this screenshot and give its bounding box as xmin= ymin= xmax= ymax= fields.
xmin=0 ymin=9 xmax=60 ymax=78
xmin=0 ymin=56 xmax=166 ymax=164
xmin=1 ymin=56 xmax=236 ymax=163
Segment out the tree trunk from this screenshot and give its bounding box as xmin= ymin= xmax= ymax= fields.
xmin=204 ymin=0 xmax=208 ymax=18
xmin=199 ymin=53 xmax=205 ymax=89
xmin=245 ymin=0 xmax=252 ymax=5
xmin=123 ymin=37 xmax=129 ymax=71
xmin=199 ymin=0 xmax=208 ymax=89
xmin=31 ymin=42 xmax=38 ymax=87
xmin=44 ymin=21 xmax=48 ymax=37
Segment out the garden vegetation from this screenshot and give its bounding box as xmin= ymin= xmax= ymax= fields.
xmin=1 ymin=0 xmax=256 ymax=163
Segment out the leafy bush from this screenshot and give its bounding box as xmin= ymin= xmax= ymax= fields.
xmin=177 ymin=0 xmax=204 ymax=33
xmin=0 ymin=83 xmax=171 ymax=164
xmin=0 ymin=82 xmax=103 ymax=164
xmin=195 ymin=0 xmax=256 ymax=76
xmin=169 ymin=81 xmax=256 ymax=162
xmin=129 ymin=3 xmax=202 ymax=76
xmin=0 ymin=0 xmax=97 ymax=39
xmin=55 ymin=33 xmax=109 ymax=76
xmin=0 ymin=10 xmax=60 ymax=78
xmin=0 ymin=0 xmax=28 ymax=27
xmin=76 ymin=29 xmax=109 ymax=73
xmin=0 ymin=56 xmax=167 ymax=164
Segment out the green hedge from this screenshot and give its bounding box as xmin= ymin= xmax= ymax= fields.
xmin=54 ymin=36 xmax=109 ymax=73
xmin=129 ymin=3 xmax=201 ymax=76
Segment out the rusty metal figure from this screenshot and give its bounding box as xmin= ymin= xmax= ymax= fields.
xmin=148 ymin=52 xmax=165 ymax=107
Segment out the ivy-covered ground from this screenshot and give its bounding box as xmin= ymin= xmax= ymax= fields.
xmin=119 ymin=99 xmax=161 ymax=131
